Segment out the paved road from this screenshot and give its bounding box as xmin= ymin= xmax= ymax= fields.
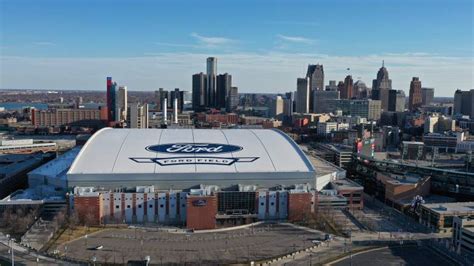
xmin=0 ymin=241 xmax=67 ymax=266
xmin=331 ymin=245 xmax=456 ymax=266
xmin=0 ymin=233 xmax=74 ymax=266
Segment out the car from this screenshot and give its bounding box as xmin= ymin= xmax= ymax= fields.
xmin=94 ymin=245 xmax=104 ymax=250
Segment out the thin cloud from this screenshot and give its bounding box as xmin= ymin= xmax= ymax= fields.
xmin=265 ymin=21 xmax=319 ymax=27
xmin=277 ymin=34 xmax=316 ymax=44
xmin=154 ymin=42 xmax=199 ymax=49
xmin=190 ymin=33 xmax=236 ymax=47
xmin=32 ymin=42 xmax=56 ymax=46
xmin=1 ymin=52 xmax=472 ymax=96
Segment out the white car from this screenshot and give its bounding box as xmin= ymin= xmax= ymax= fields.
xmin=94 ymin=245 xmax=104 ymax=250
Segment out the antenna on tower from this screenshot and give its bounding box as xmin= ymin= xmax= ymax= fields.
xmin=382 ymin=60 xmax=385 ymax=67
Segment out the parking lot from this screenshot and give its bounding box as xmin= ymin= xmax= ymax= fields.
xmin=58 ymin=223 xmax=325 ymax=264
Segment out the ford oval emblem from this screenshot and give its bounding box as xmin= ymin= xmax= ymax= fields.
xmin=146 ymin=143 xmax=243 ymax=154
xmin=192 ymin=199 xmax=207 ymax=207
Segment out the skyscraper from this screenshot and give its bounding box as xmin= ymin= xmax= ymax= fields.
xmin=296 ymin=78 xmax=310 ymax=113
xmin=116 ymin=86 xmax=128 ymax=122
xmin=170 ymin=88 xmax=184 ymax=113
xmin=155 ymin=88 xmax=170 ymax=112
xmin=454 ymin=89 xmax=474 ymax=117
xmin=326 ymin=80 xmax=338 ymax=91
xmin=387 ymin=89 xmax=398 ymax=112
xmin=272 ymin=96 xmax=284 ymax=119
xmin=353 ymin=80 xmax=368 ymax=99
xmin=75 ymin=96 xmax=83 ymax=109
xmin=306 ymin=64 xmax=324 ymax=112
xmin=206 ymin=57 xmax=217 ymax=107
xmin=409 ymin=77 xmax=422 ymax=111
xmin=227 ymin=86 xmax=239 ymax=112
xmin=284 ymin=92 xmax=295 ymax=116
xmin=106 ymin=77 xmax=117 ymax=122
xmin=216 ymin=73 xmax=232 ymax=110
xmin=372 ymin=62 xmax=392 ymax=111
xmin=340 ymin=75 xmax=353 ymax=99
xmin=337 ymin=81 xmax=345 ymax=97
xmin=396 ymin=90 xmax=406 ymax=112
xmin=192 ymin=73 xmax=207 ymax=112
xmin=128 ymin=103 xmax=149 ymax=128
xmin=421 ymin=87 xmax=434 ymax=106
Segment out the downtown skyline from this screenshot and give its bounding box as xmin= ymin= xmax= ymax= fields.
xmin=1 ymin=0 xmax=473 ymax=96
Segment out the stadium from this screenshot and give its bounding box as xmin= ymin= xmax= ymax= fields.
xmin=68 ymin=128 xmax=327 ymax=229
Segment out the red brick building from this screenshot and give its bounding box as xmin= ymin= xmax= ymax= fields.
xmin=186 ymin=195 xmax=217 ymax=230
xmin=288 ymin=192 xmax=313 ymax=222
xmin=32 ymin=108 xmax=107 ymax=127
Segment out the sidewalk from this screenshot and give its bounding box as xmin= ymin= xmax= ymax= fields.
xmin=0 ymin=233 xmax=73 ymax=265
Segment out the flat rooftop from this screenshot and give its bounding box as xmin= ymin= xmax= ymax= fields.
xmin=0 ymin=153 xmax=44 ymax=177
xmin=330 ymin=178 xmax=363 ymax=190
xmin=422 ymin=202 xmax=474 ymax=215
xmin=28 ymin=146 xmax=81 ymax=177
xmin=305 ymin=152 xmax=343 ymax=177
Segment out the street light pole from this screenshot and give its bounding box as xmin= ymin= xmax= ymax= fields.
xmin=6 ymin=234 xmax=14 ymax=266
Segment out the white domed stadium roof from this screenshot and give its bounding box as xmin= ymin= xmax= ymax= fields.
xmin=67 ymin=128 xmax=316 ymax=190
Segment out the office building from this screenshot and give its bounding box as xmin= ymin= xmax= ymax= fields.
xmin=155 ymin=88 xmax=169 ymax=112
xmin=272 ymin=96 xmax=284 ymax=119
xmin=227 ymin=87 xmax=239 ymax=112
xmin=420 ymin=202 xmax=474 ymax=232
xmin=76 ymin=96 xmax=83 ymax=108
xmin=340 ymin=75 xmax=353 ymax=99
xmin=306 ymin=64 xmax=324 ymax=91
xmin=170 ymin=88 xmax=184 ymax=113
xmin=409 ymin=77 xmax=423 ymax=111
xmin=216 ymin=73 xmax=232 ymax=110
xmin=396 ymin=90 xmax=406 ymax=112
xmin=296 ymin=78 xmax=310 ymax=113
xmin=371 ymin=62 xmax=392 ymax=111
xmin=193 ymin=57 xmax=236 ymax=111
xmin=453 ymin=216 xmax=474 ymax=255
xmin=311 ymin=143 xmax=353 ymax=168
xmin=106 ymin=77 xmax=117 ymax=122
xmin=423 ymin=131 xmax=464 ymax=153
xmin=317 ymin=122 xmax=338 ymax=135
xmin=192 ymin=73 xmax=207 ymax=112
xmin=337 ymin=81 xmax=345 ymax=97
xmin=306 ymin=64 xmax=324 ymax=112
xmin=334 ymin=99 xmax=382 ymax=120
xmin=128 ymin=103 xmax=149 ymax=129
xmin=116 ymin=86 xmax=127 ymax=122
xmin=31 ymin=108 xmax=107 ymax=127
xmin=388 ymin=89 xmax=405 ymax=112
xmin=283 ymin=92 xmax=295 ymax=117
xmin=313 ymin=90 xmax=339 ymax=113
xmin=454 ymin=89 xmax=474 ymax=118
xmin=353 ymin=80 xmax=368 ymax=99
xmin=424 ymin=115 xmax=455 ymax=134
xmin=422 ymin=87 xmax=434 ymax=106
xmin=207 ymin=57 xmax=217 ymax=107
xmin=326 ymin=80 xmax=338 ymax=91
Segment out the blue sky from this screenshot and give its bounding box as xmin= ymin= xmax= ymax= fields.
xmin=1 ymin=0 xmax=473 ymax=96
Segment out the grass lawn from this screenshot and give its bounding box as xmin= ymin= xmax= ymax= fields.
xmin=44 ymin=226 xmax=105 ymax=252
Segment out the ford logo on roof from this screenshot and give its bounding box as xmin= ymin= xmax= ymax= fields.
xmin=146 ymin=143 xmax=242 ymax=154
